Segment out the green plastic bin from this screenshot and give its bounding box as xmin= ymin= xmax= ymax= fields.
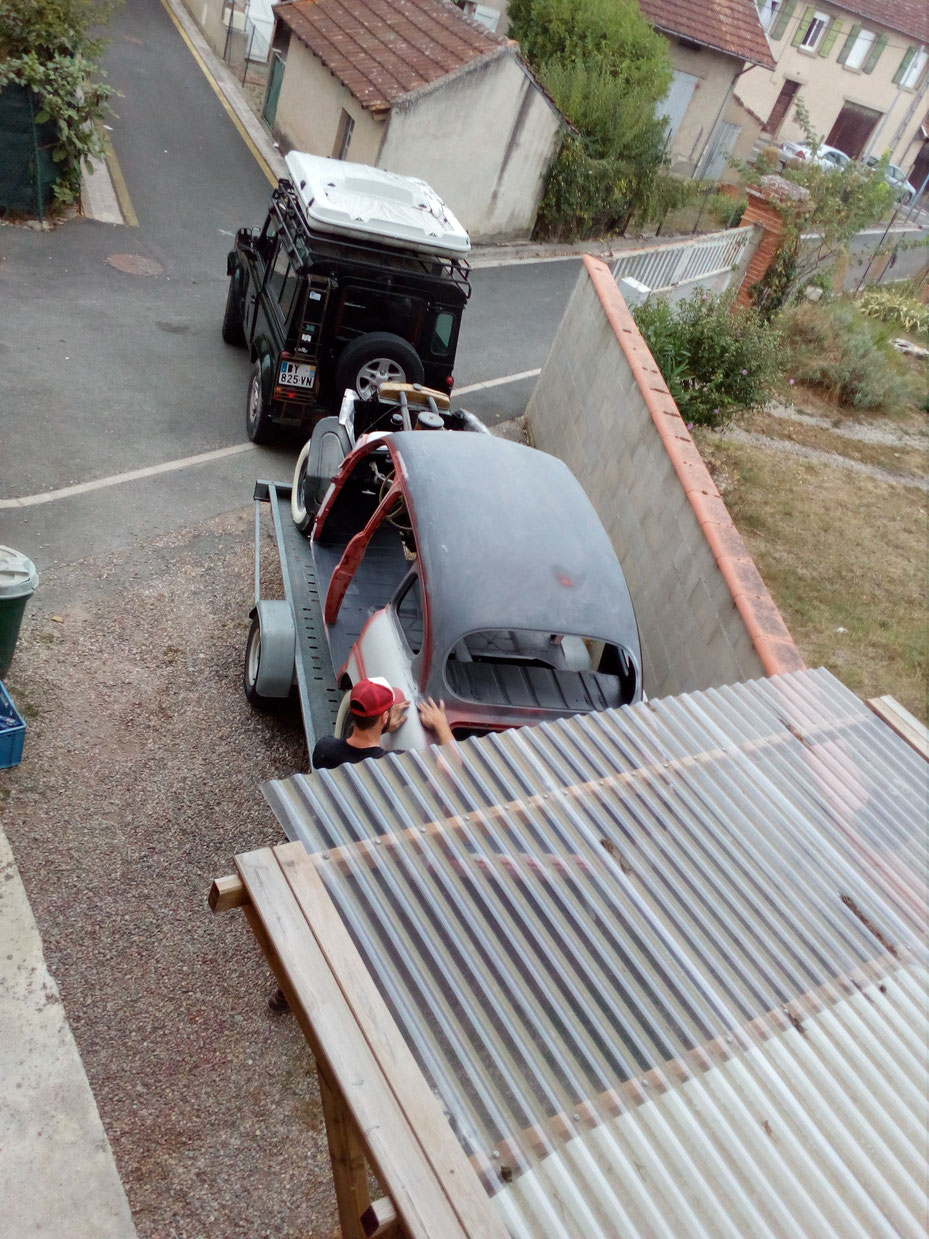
xmin=0 ymin=546 xmax=39 ymax=677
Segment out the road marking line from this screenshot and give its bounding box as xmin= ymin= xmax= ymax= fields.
xmin=159 ymin=0 xmax=278 ymax=186
xmin=3 ymin=371 xmax=541 ymax=508
xmin=455 ymin=368 xmax=541 ymax=396
xmin=0 ymin=444 xmax=256 ymax=509
xmin=106 ymin=139 xmax=139 ymax=228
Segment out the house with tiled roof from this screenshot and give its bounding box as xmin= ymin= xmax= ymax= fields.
xmin=630 ymin=0 xmax=776 ymax=180
xmin=737 ymin=0 xmax=929 ymax=184
xmin=256 ymin=0 xmax=565 ymax=240
xmin=447 ymin=0 xmax=780 ymax=181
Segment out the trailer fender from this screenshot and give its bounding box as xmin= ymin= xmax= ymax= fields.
xmin=248 ymin=601 xmax=296 ymax=698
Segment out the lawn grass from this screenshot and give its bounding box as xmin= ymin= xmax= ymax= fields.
xmin=694 ymin=428 xmax=928 ymax=722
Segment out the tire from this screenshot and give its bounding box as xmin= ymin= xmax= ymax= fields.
xmin=334 ymin=688 xmax=354 ymax=739
xmin=335 ymin=332 xmax=424 ymax=400
xmin=221 ymin=277 xmax=246 ymax=347
xmin=291 ymin=439 xmax=314 ymax=532
xmin=246 ymin=362 xmax=276 ymax=445
xmin=243 ymin=615 xmax=272 ymax=709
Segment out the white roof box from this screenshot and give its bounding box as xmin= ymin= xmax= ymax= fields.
xmin=284 ymin=152 xmax=470 ymax=257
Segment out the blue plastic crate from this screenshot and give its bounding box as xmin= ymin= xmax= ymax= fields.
xmin=0 ymin=680 xmax=25 ymax=769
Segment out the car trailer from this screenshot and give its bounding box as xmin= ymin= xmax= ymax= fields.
xmin=245 ymin=479 xmax=342 ymax=755
xmin=243 ymin=383 xmax=489 ymax=758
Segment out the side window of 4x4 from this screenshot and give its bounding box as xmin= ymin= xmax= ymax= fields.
xmin=266 ymin=243 xmax=301 ymax=323
xmin=430 ymin=311 xmax=456 ymax=358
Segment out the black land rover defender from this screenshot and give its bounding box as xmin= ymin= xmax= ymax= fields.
xmin=222 ymin=178 xmax=472 ymax=444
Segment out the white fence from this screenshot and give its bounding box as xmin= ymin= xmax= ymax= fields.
xmin=611 ymin=225 xmax=757 ymax=303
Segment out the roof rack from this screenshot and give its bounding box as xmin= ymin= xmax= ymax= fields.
xmin=272 ymin=180 xmax=472 ymax=299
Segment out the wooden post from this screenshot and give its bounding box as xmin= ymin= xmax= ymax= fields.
xmin=318 ymin=1066 xmax=373 ymax=1239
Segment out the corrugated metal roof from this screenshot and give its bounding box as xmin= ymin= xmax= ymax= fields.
xmin=264 ymin=668 xmax=927 ymax=1238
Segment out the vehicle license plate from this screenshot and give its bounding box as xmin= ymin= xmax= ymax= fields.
xmin=279 ymin=360 xmax=316 ymax=389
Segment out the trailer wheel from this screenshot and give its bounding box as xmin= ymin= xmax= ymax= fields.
xmin=244 ymin=615 xmax=274 ymax=709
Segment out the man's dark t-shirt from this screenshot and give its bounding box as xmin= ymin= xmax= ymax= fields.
xmin=312 ymin=735 xmax=391 ymax=769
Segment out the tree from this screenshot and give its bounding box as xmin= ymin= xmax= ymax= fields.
xmin=745 ymin=98 xmax=895 ymax=312
xmin=509 ymin=0 xmax=672 ymax=239
xmin=0 ymin=0 xmax=118 ymax=208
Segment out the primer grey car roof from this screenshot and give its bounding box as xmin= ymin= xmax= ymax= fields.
xmin=385 ymin=431 xmax=640 ymax=660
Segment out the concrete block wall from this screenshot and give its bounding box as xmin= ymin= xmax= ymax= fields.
xmin=526 ymin=255 xmax=805 ymax=698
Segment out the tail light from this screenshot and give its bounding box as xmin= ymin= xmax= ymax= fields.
xmin=446 ymin=375 xmax=455 ymax=389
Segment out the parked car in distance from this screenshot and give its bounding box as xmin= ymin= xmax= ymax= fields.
xmin=780 ymin=141 xmax=851 ymax=171
xmin=865 ymin=156 xmax=917 ymax=204
xmin=222 ymin=153 xmax=472 ymax=444
xmin=302 ymin=430 xmax=643 ymax=750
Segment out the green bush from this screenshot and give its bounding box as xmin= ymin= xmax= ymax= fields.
xmin=632 ymin=289 xmax=783 ymax=427
xmin=858 ymin=287 xmax=929 ymax=336
xmin=509 ymin=0 xmax=672 ymax=239
xmin=779 ymin=300 xmax=912 ymax=408
xmin=0 ymin=0 xmax=118 ymax=207
xmin=534 ymin=138 xmax=634 ymax=240
xmin=705 ymin=191 xmax=747 ymax=229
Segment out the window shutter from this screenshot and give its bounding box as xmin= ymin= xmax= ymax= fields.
xmin=862 ymin=33 xmax=888 ymax=74
xmin=837 ymin=24 xmax=861 ymax=65
xmin=819 ymin=18 xmax=842 ymax=57
xmin=770 ymin=0 xmax=797 ymax=42
xmin=792 ymin=5 xmax=815 ymax=48
xmin=892 ymin=45 xmax=915 ymax=84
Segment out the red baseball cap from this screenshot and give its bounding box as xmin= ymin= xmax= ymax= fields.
xmin=350 ymin=676 xmax=406 ymax=719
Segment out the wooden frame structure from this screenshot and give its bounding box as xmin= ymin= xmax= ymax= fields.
xmin=210 ymin=842 xmax=509 ymax=1239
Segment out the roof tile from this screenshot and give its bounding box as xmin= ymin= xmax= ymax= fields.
xmin=638 ymin=0 xmax=777 ymax=69
xmin=276 ymin=0 xmax=506 ymax=111
xmin=833 ymin=0 xmax=929 ymax=44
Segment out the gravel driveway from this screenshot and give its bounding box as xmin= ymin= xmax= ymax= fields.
xmin=3 ymin=505 xmax=337 ymax=1238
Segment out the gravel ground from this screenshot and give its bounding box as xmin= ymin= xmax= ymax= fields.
xmin=2 ymin=507 xmax=337 ymax=1238
xmin=722 ymin=428 xmax=929 ymax=489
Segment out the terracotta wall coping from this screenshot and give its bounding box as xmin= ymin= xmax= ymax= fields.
xmin=582 ymin=254 xmax=805 ymax=677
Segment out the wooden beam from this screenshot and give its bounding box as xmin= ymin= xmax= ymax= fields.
xmin=234 ymin=846 xmax=496 ymax=1239
xmin=274 ymin=842 xmax=509 ymax=1239
xmin=868 ymin=696 xmax=929 ymax=761
xmin=318 ymin=1065 xmax=372 ymax=1239
xmin=209 ymin=874 xmax=248 ymax=913
xmin=362 ymin=1197 xmax=401 ymax=1237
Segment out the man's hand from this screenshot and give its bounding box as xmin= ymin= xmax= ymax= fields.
xmin=418 ymin=697 xmax=454 ymax=744
xmin=386 ymin=699 xmax=410 ymax=733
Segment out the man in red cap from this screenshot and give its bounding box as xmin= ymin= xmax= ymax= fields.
xmin=270 ymin=678 xmax=454 ymax=1011
xmin=311 ymin=675 xmax=453 ymax=769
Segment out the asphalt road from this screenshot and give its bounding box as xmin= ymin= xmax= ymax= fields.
xmin=0 ymin=0 xmax=581 ymax=597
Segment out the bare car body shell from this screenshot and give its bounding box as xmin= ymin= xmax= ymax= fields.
xmin=308 ymin=430 xmax=643 ymax=750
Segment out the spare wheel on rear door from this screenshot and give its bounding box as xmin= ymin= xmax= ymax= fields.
xmin=335 ymin=332 xmax=424 ymax=400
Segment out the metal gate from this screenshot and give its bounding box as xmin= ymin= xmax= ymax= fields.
xmin=700 ymin=121 xmax=741 ymax=180
xmin=262 ymin=51 xmax=285 ymax=129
